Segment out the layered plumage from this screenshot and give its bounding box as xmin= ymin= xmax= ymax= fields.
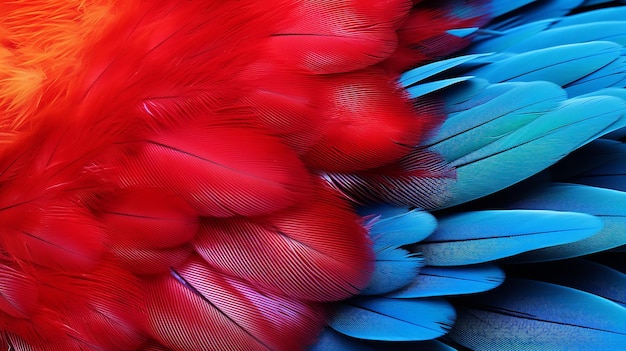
xmin=1 ymin=1 xmax=625 ymax=351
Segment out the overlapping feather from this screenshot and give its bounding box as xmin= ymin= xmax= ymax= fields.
xmin=320 ymin=2 xmax=626 ymax=350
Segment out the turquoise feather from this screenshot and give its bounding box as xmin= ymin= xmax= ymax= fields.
xmin=471 ymin=20 xmax=553 ymax=53
xmin=407 ymin=77 xmax=475 ymax=99
xmin=470 ymin=41 xmax=622 ymax=86
xmin=442 ymin=96 xmax=625 ymax=207
xmin=428 ymin=81 xmax=566 ymax=163
xmin=565 ymin=55 xmax=626 ymax=97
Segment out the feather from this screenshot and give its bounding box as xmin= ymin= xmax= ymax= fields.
xmin=503 ymin=22 xmax=626 ymax=52
xmin=486 ymin=0 xmax=584 ymax=30
xmin=268 ymin=0 xmax=411 ymax=74
xmin=554 ymin=139 xmax=626 ymax=192
xmin=0 ymin=202 xmax=106 ymax=272
xmin=138 ymin=340 xmax=172 ymax=351
xmin=144 ymin=256 xmax=327 ymax=351
xmin=301 ymin=68 xmax=435 ymax=172
xmin=330 ymin=297 xmax=455 ymax=341
xmin=406 ymin=77 xmax=475 ymax=99
xmin=470 ymin=41 xmax=623 ymax=86
xmin=194 ymin=184 xmax=373 ymax=302
xmin=101 ymin=189 xmax=199 ymax=274
xmin=488 ymin=0 xmax=538 ymax=19
xmin=427 ymin=81 xmax=566 ymax=163
xmin=323 ymin=147 xmax=456 ymax=209
xmin=448 ymin=278 xmax=626 ymax=351
xmin=360 ymin=246 xmax=423 ymax=296
xmin=564 ymin=55 xmax=626 ymax=97
xmin=399 ymin=54 xmax=488 ymax=88
xmin=385 ymin=265 xmax=505 ymax=298
xmin=552 ymin=6 xmax=626 ymax=27
xmin=112 ymin=115 xmax=311 ymax=218
xmin=508 ymin=259 xmax=626 ymax=306
xmin=363 ymin=206 xmax=437 ymax=250
xmin=441 ymin=96 xmax=626 ymax=208
xmin=506 ymin=183 xmax=626 ymax=262
xmin=412 ymin=210 xmax=603 ymax=266
xmin=310 ymin=329 xmax=377 ymax=351
xmin=469 ymin=20 xmax=554 ymax=53
xmin=384 ymin=0 xmax=490 ymax=72
xmin=0 ymin=261 xmax=38 ymax=319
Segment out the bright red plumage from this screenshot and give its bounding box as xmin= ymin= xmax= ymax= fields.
xmin=0 ymin=0 xmax=468 ymax=349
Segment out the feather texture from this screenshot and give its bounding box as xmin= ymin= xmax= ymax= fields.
xmin=330 ymin=297 xmax=456 ymax=342
xmin=412 ymin=210 xmax=603 ymax=266
xmin=448 ymin=278 xmax=626 ymax=351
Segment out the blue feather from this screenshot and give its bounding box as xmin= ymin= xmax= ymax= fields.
xmin=406 ymin=77 xmax=475 ymax=99
xmin=506 ymin=183 xmax=626 ymax=261
xmin=505 ymin=22 xmax=626 ymax=52
xmin=362 ymin=206 xmax=437 ymax=250
xmin=448 ymin=279 xmax=626 ymax=351
xmin=329 ymin=297 xmax=455 ymax=342
xmin=442 ymin=78 xmax=491 ymax=111
xmin=470 ymin=20 xmax=554 ymax=53
xmin=411 ymin=210 xmax=602 ymax=266
xmin=309 ymin=329 xmax=377 ymax=351
xmin=487 ymin=0 xmax=584 ymax=30
xmin=555 ymin=139 xmax=626 ymax=191
xmin=360 ymin=247 xmax=423 ymax=296
xmin=385 ymin=265 xmax=505 ymax=299
xmin=565 ymin=54 xmax=626 ymax=97
xmin=447 ymin=28 xmax=478 ymax=38
xmin=553 ymin=6 xmax=626 ymax=27
xmin=399 ymin=54 xmax=488 ymax=88
xmin=488 ymin=0 xmax=537 ymax=19
xmin=579 ymin=86 xmax=626 ymax=100
xmin=510 ymin=259 xmax=626 ymax=307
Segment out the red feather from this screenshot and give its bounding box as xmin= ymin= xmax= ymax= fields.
xmin=303 ymin=68 xmax=437 ymax=172
xmin=195 ymin=183 xmax=373 ymax=302
xmin=143 ymin=256 xmax=327 ymax=351
xmin=268 ymin=0 xmax=412 ymax=74
xmin=109 ymin=115 xmax=312 ymax=217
